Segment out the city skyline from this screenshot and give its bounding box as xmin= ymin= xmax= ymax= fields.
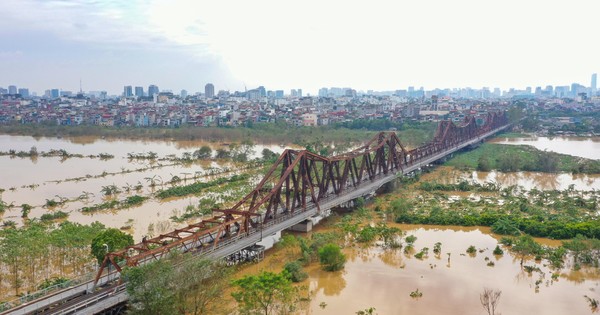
xmin=1 ymin=0 xmax=599 ymax=95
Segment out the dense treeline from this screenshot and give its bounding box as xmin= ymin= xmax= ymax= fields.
xmin=0 ymin=221 xmax=105 ymax=300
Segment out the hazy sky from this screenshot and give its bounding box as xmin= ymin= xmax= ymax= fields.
xmin=1 ymin=0 xmax=599 ymax=95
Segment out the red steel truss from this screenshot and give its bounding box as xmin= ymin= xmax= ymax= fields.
xmin=94 ymin=111 xmax=508 ymax=283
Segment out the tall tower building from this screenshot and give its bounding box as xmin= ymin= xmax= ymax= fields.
xmin=18 ymin=88 xmax=29 ymax=98
xmin=205 ymin=83 xmax=215 ymax=98
xmin=8 ymin=85 xmax=17 ymax=94
xmin=123 ymin=85 xmax=133 ymax=97
xmin=592 ymin=73 xmax=597 ymax=95
xmin=148 ymin=85 xmax=159 ymax=97
xmin=135 ymin=86 xmax=144 ymax=97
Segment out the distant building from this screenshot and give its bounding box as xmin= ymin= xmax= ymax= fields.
xmin=123 ymin=85 xmax=133 ymax=97
xmin=318 ymin=87 xmax=328 ymax=97
xmin=51 ymin=89 xmax=60 ymax=98
xmin=592 ymin=73 xmax=597 ymax=95
xmin=18 ymin=88 xmax=29 ymax=98
xmin=148 ymin=84 xmax=159 ymax=97
xmin=205 ymin=83 xmax=215 ymax=98
xmin=257 ymin=86 xmax=266 ymax=97
xmin=135 ymin=86 xmax=144 ymax=97
xmin=297 ymin=89 xmax=302 ymax=97
xmin=180 ymin=89 xmax=188 ymax=98
xmin=8 ymin=85 xmax=17 ymax=94
xmin=275 ymin=90 xmax=284 ymax=98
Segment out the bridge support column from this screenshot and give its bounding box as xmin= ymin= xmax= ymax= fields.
xmin=288 ymin=220 xmax=313 ymax=232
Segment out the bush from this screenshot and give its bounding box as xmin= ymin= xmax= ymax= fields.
xmin=318 ymin=243 xmax=346 ymax=271
xmin=283 ymin=261 xmax=308 ymax=282
xmin=493 ymin=245 xmax=504 ymax=255
xmin=466 ymin=245 xmax=477 ymax=254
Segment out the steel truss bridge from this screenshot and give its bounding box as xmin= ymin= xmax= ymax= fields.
xmin=2 ymin=112 xmax=509 ymax=315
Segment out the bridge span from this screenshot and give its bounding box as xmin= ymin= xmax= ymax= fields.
xmin=2 ymin=112 xmax=510 ymax=315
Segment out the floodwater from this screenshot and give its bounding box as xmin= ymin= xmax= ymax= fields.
xmin=304 ymin=225 xmax=596 ymax=315
xmin=491 ymin=136 xmax=600 ymax=160
xmin=428 ymin=166 xmax=600 ymax=191
xmin=0 ymin=135 xmax=292 ymax=240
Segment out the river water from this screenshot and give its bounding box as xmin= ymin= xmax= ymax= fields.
xmin=492 ymin=135 xmax=600 ymax=160
xmin=303 ymin=224 xmax=595 ymax=315
xmin=0 ymin=135 xmax=291 ymax=239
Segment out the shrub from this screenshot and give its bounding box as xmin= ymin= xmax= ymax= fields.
xmin=283 ymin=261 xmax=308 ymax=282
xmin=318 ymin=243 xmax=346 ymax=271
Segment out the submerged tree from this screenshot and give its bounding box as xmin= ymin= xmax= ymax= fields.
xmin=480 ymin=288 xmax=502 ymax=315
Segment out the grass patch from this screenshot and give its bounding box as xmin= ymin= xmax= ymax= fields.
xmin=445 ymin=143 xmax=600 ymax=173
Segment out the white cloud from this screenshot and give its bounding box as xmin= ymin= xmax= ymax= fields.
xmin=2 ymin=0 xmax=599 ymax=93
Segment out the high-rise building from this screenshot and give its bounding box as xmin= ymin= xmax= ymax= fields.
xmin=205 ymin=83 xmax=215 ymax=98
xmin=8 ymin=85 xmax=17 ymax=94
xmin=592 ymin=73 xmax=597 ymax=95
xmin=135 ymin=86 xmax=144 ymax=97
xmin=257 ymin=86 xmax=266 ymax=97
xmin=318 ymin=88 xmax=328 ymax=97
xmin=297 ymin=89 xmax=302 ymax=97
xmin=148 ymin=85 xmax=159 ymax=97
xmin=51 ymin=89 xmax=60 ymax=98
xmin=275 ymin=90 xmax=284 ymax=98
xmin=18 ymin=88 xmax=29 ymax=98
xmin=123 ymin=85 xmax=133 ymax=97
xmin=180 ymin=89 xmax=188 ymax=98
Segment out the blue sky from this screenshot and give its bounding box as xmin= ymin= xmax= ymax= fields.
xmin=1 ymin=0 xmax=599 ymax=95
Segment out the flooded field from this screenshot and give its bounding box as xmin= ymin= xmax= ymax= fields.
xmin=492 ymin=136 xmax=600 ymax=160
xmin=429 ymin=166 xmax=600 ymax=191
xmin=0 ymin=135 xmax=291 ymax=240
xmin=304 ymin=225 xmax=596 ymax=315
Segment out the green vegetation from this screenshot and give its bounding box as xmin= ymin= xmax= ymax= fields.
xmin=466 ymin=245 xmax=477 ymax=254
xmin=0 ymin=147 xmax=114 ymax=160
xmin=446 ymin=143 xmax=600 ymax=173
xmin=40 ymin=211 xmax=69 ymax=221
xmin=0 ymin=221 xmax=105 ymax=295
xmin=392 ymin=182 xmax=600 ymax=240
xmin=283 ymin=261 xmax=308 ymax=282
xmin=231 ymin=270 xmax=299 ymax=315
xmin=125 ymin=254 xmax=231 ymax=315
xmin=156 ymin=174 xmax=249 ymax=199
xmin=318 ymin=243 xmax=347 ymax=271
xmin=80 ymin=195 xmax=147 ymax=213
xmin=410 ymin=289 xmax=423 ymax=298
xmin=90 ymin=228 xmax=134 ymax=263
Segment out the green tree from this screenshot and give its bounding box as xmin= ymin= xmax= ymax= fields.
xmin=477 ymin=155 xmax=491 ymax=172
xmin=231 ymin=271 xmax=298 ymax=315
xmin=261 ymin=148 xmax=278 ymax=162
xmin=125 ymin=259 xmax=176 ymax=315
xmin=193 ymin=146 xmax=212 ymax=159
xmin=283 ymin=261 xmax=308 ymax=282
xmin=512 ymin=235 xmax=543 ymax=266
xmin=318 ymin=243 xmax=346 ymax=271
xmin=90 ymin=228 xmax=133 ymax=263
